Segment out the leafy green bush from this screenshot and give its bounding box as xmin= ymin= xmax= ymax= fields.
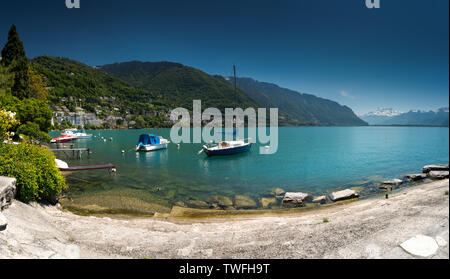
xmin=16 ymin=122 xmax=51 ymax=142
xmin=0 ymin=143 xmax=66 ymax=202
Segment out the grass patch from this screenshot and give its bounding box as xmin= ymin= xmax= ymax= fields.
xmin=323 ymin=218 xmax=329 ymax=223
xmin=445 ymin=191 xmax=449 ymax=196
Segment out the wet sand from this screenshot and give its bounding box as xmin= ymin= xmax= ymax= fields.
xmin=1 ymin=179 xmax=448 ymax=259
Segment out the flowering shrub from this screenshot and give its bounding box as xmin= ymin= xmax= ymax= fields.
xmin=0 ymin=109 xmax=19 ymax=142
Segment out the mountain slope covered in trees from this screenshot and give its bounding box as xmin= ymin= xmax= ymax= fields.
xmin=100 ymin=61 xmax=258 ymax=111
xmin=228 ymin=77 xmax=367 ymax=126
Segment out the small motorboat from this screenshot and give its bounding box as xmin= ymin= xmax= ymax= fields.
xmin=61 ymin=129 xmax=93 ymax=139
xmin=50 ymin=134 xmax=78 ymax=143
xmin=201 ymin=140 xmax=252 ymax=157
xmin=136 ymin=134 xmax=170 ymax=152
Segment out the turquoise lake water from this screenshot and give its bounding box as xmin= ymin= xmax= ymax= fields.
xmin=49 ymin=127 xmax=449 ymax=211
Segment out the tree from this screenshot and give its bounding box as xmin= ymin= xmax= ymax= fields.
xmin=28 ymin=66 xmax=48 ymax=100
xmin=0 ymin=65 xmax=13 ymax=95
xmin=1 ymin=25 xmax=26 ymax=67
xmin=1 ymin=25 xmax=30 ymax=99
xmin=16 ymin=98 xmax=52 ymax=133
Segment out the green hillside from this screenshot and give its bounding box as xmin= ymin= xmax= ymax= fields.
xmin=100 ymin=61 xmax=259 ymax=111
xmin=31 ymin=56 xmax=162 ymax=115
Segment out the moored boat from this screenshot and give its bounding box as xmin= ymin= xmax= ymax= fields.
xmin=136 ymin=134 xmax=170 ymax=152
xmin=50 ymin=134 xmax=78 ymax=143
xmin=61 ymin=129 xmax=93 ymax=139
xmin=202 ymin=140 xmax=252 ymax=157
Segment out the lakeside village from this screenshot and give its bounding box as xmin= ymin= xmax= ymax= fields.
xmin=51 ymin=96 xmax=174 ymax=130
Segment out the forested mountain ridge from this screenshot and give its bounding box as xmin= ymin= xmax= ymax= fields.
xmin=228 ymin=77 xmax=367 ymax=126
xmin=100 ymin=61 xmax=258 ymax=111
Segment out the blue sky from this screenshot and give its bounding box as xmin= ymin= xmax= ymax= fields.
xmin=0 ymin=0 xmax=448 ymax=115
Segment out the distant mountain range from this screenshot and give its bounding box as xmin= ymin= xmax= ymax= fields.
xmin=32 ymin=56 xmax=369 ymax=127
xmin=361 ymin=108 xmax=449 ymax=126
xmin=227 ymin=77 xmax=367 ymax=126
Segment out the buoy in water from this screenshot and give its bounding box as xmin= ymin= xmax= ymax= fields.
xmin=121 ymin=150 xmax=125 ymax=153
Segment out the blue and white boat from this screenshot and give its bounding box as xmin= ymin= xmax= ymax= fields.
xmin=136 ymin=134 xmax=170 ymax=152
xmin=201 ymin=140 xmax=252 ymax=157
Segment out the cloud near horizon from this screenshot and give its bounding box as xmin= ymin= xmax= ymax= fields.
xmin=340 ymin=90 xmax=356 ymax=100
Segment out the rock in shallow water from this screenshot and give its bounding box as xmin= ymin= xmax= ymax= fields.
xmin=329 ymin=189 xmax=359 ymax=202
xmin=270 ymin=188 xmax=286 ymax=196
xmin=382 ymin=179 xmax=403 ymax=186
xmin=0 ymin=176 xmax=16 ymax=210
xmin=312 ymin=196 xmax=327 ymax=203
xmin=403 ymin=174 xmax=427 ymax=181
xmin=282 ymin=192 xmax=310 ymax=206
xmin=185 ymin=200 xmax=210 ymax=209
xmin=234 ymin=195 xmax=257 ymax=209
xmin=206 ymin=195 xmax=233 ymax=208
xmin=260 ymin=198 xmax=277 ymax=208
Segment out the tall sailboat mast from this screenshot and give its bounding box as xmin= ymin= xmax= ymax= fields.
xmin=233 ymin=65 xmax=237 ymax=107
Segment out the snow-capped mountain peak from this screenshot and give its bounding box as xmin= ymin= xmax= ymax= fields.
xmin=363 ymin=108 xmax=403 ymax=117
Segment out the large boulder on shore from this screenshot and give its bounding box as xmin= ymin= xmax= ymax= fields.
xmin=234 ymin=195 xmax=257 ymax=209
xmin=422 ymin=164 xmax=449 ymax=173
xmin=0 ymin=176 xmax=17 ymax=210
xmin=282 ymin=192 xmax=310 ymax=206
xmin=329 ymin=189 xmax=359 ymax=202
xmin=428 ymin=171 xmax=449 ymax=180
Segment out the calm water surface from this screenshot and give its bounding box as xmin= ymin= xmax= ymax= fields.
xmin=49 ymin=127 xmax=449 ymax=211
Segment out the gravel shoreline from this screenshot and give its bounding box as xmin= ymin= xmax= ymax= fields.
xmin=1 ymin=179 xmax=449 ymax=259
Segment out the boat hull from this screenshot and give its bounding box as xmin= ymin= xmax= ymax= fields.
xmin=136 ymin=143 xmax=168 ymax=152
xmin=203 ymin=143 xmax=252 ymax=157
xmin=51 ymin=136 xmax=77 ymax=143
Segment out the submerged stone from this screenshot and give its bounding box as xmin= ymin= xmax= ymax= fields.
xmin=270 ymin=188 xmax=286 ymax=196
xmin=234 ymin=195 xmax=257 ymax=209
xmin=206 ymin=195 xmax=233 ymax=208
xmin=260 ymin=197 xmax=277 ymax=208
xmin=185 ymin=200 xmax=210 ymax=209
xmin=312 ymin=196 xmax=327 ymax=203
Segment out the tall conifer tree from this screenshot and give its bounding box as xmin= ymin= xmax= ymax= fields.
xmin=1 ymin=25 xmax=29 ymax=99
